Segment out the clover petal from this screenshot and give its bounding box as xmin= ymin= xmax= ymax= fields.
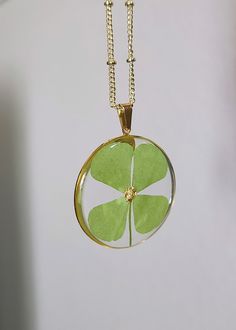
xmin=88 ymin=197 xmax=129 ymax=242
xmin=91 ymin=142 xmax=133 ymax=192
xmin=133 ymin=195 xmax=169 ymax=234
xmin=133 ymin=144 xmax=168 ymax=192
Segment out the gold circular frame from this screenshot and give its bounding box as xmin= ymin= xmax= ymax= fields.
xmin=74 ymin=135 xmax=176 ymax=249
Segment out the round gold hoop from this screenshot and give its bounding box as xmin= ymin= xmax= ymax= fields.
xmin=74 ymin=135 xmax=176 ymax=249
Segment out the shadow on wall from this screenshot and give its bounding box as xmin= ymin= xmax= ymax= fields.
xmin=0 ymin=78 xmax=35 ymax=330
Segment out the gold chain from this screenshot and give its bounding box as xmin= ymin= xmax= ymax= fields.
xmin=104 ymin=0 xmax=135 ymax=110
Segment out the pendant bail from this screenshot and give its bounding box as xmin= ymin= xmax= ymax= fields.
xmin=116 ymin=103 xmax=133 ymax=135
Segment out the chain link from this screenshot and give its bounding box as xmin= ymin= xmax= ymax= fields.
xmin=104 ymin=0 xmax=135 ymax=110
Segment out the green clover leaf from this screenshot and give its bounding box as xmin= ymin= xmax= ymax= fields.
xmin=88 ymin=140 xmax=169 ymax=245
xmin=88 ymin=197 xmax=128 ymax=242
xmin=90 ymin=142 xmax=133 ymax=192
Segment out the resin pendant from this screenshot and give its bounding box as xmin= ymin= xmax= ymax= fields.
xmin=74 ymin=134 xmax=176 ymax=248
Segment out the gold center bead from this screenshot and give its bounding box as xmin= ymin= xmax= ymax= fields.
xmin=124 ymin=186 xmax=137 ymax=202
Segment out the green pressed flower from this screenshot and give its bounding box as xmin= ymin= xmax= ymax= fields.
xmin=88 ymin=140 xmax=170 ymax=245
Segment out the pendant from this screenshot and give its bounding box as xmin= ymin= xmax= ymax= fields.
xmin=74 ymin=105 xmax=176 ymax=248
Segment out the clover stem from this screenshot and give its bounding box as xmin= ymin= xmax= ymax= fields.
xmin=128 ymin=203 xmax=132 ymax=247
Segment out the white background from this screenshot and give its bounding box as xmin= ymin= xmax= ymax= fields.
xmin=0 ymin=1 xmax=236 ymax=329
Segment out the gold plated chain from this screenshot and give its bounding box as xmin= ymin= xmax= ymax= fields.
xmin=104 ymin=0 xmax=135 ymax=111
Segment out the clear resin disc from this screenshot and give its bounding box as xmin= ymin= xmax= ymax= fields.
xmin=74 ymin=135 xmax=176 ymax=248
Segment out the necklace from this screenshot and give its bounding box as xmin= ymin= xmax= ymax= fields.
xmin=74 ymin=0 xmax=176 ymax=249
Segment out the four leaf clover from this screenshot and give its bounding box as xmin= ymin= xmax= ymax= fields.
xmin=88 ymin=139 xmax=170 ymax=246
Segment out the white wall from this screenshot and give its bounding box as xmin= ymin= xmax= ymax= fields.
xmin=0 ymin=1 xmax=236 ymax=329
